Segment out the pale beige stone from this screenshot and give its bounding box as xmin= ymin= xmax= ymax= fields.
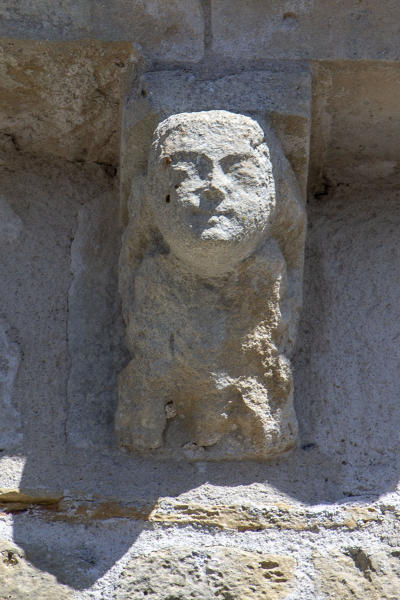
xmin=120 ymin=68 xmax=311 ymax=212
xmin=0 ymin=0 xmax=204 ymax=62
xmin=314 ymin=547 xmax=400 ymax=600
xmin=116 ymin=110 xmax=306 ymax=459
xmin=0 ymin=39 xmax=133 ymax=165
xmin=0 ymin=541 xmax=73 ymax=599
xmin=212 ymin=0 xmax=400 ymax=61
xmin=115 ymin=546 xmax=295 ymax=599
xmin=310 ymin=62 xmax=400 ymax=191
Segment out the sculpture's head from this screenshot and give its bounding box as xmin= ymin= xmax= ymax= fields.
xmin=147 ymin=110 xmax=276 ymax=276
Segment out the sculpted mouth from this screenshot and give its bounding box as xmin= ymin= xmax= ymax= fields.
xmin=207 ymin=215 xmax=230 ymax=225
xmin=187 ymin=208 xmax=234 ymax=218
xmin=207 ymin=211 xmax=236 ymax=222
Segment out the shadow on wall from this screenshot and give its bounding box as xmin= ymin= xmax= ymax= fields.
xmin=294 ymin=182 xmax=400 ymax=500
xmin=9 ymin=182 xmax=400 ymax=590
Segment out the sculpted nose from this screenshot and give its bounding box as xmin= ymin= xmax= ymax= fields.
xmin=202 ymin=184 xmax=225 ymax=205
xmin=203 ymin=167 xmax=226 ymax=204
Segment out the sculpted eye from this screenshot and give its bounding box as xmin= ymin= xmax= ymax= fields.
xmin=166 ymin=152 xmax=212 ymax=182
xmin=220 ymin=155 xmax=261 ymax=183
xmin=228 ymin=161 xmax=247 ymax=174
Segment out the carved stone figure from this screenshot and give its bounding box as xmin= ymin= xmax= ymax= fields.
xmin=116 ymin=110 xmax=306 ymax=459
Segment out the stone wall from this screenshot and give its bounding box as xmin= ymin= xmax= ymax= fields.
xmin=0 ymin=3 xmax=399 ymax=598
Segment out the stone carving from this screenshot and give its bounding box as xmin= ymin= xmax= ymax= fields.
xmin=116 ymin=110 xmax=306 ymax=459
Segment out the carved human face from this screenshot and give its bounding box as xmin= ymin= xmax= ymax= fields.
xmin=148 ymin=112 xmax=275 ymax=275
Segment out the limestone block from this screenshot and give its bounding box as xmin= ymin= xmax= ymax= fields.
xmin=310 ymin=62 xmax=400 ymax=191
xmin=212 ymin=0 xmax=400 ymax=61
xmin=115 ymin=546 xmax=295 ymax=599
xmin=91 ymin=0 xmax=204 ymax=61
xmin=116 ymin=110 xmax=306 ymax=459
xmin=0 ymin=1 xmax=204 ymax=62
xmin=0 ymin=540 xmax=73 ymax=599
xmin=313 ymin=546 xmax=400 ymax=599
xmin=0 ymin=39 xmax=133 ymax=164
xmin=0 ymin=320 xmax=21 ymax=449
xmin=212 ymin=0 xmax=311 ymax=60
xmin=294 ymin=186 xmax=400 ymax=478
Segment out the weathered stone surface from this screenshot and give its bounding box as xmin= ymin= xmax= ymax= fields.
xmin=147 ymin=500 xmax=382 ymax=533
xmin=0 ymin=147 xmax=120 ymax=456
xmin=0 ymin=319 xmax=21 ymax=450
xmin=115 ymin=546 xmax=295 ymax=599
xmin=314 ymin=547 xmax=400 ymax=600
xmin=0 ymin=196 xmax=23 ymax=243
xmin=0 ymin=39 xmax=133 ymax=164
xmin=212 ymin=0 xmax=400 ymax=61
xmin=56 ymin=496 xmax=382 ymax=532
xmin=295 ymin=185 xmax=400 ymax=481
xmin=136 ymin=70 xmax=310 ymax=117
xmin=0 ymin=1 xmax=204 ymax=62
xmin=121 ymin=68 xmax=311 ymax=208
xmin=3 ymin=0 xmax=400 ymax=62
xmin=91 ymin=0 xmax=204 ymax=62
xmin=0 ymin=182 xmax=22 ymax=453
xmin=117 ymin=110 xmax=306 ymax=458
xmin=310 ymin=61 xmax=400 ymax=193
xmin=0 ymin=5 xmax=398 ymax=600
xmin=0 ymin=540 xmax=73 ymax=599
xmin=1 ymin=486 xmax=385 ymax=535
xmin=66 ymin=186 xmax=127 ymax=448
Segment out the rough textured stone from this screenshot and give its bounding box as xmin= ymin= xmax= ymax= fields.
xmin=0 ymin=1 xmax=204 ymax=62
xmin=295 ymin=185 xmax=400 ymax=482
xmin=0 ymin=39 xmax=133 ymax=165
xmin=115 ymin=546 xmax=295 ymax=599
xmin=3 ymin=0 xmax=400 ymax=63
xmin=66 ymin=184 xmax=127 ymax=449
xmin=0 ymin=196 xmax=23 ymax=243
xmin=50 ymin=495 xmax=382 ymax=533
xmin=0 ymin=4 xmax=399 ymax=600
xmin=212 ymin=0 xmax=400 ymax=61
xmin=0 ymin=320 xmax=21 ymax=449
xmin=0 ymin=540 xmax=73 ymax=599
xmin=0 ymin=188 xmax=22 ymax=453
xmin=117 ymin=111 xmax=305 ymax=458
xmin=0 ymin=146 xmax=120 ymax=455
xmin=121 ymin=68 xmax=311 ymax=210
xmin=314 ymin=547 xmax=400 ymax=600
xmin=147 ymin=500 xmax=382 ymax=533
xmin=310 ymin=61 xmax=400 ymax=193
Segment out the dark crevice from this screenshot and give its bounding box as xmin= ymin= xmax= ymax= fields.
xmin=312 ymin=177 xmax=333 ymax=201
xmin=94 ymin=162 xmax=118 ymax=178
xmin=345 ymin=547 xmax=375 ymax=582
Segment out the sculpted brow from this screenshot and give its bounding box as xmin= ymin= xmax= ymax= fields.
xmin=168 ymin=151 xmax=213 ymax=165
xmin=219 ymin=153 xmax=254 ymax=169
